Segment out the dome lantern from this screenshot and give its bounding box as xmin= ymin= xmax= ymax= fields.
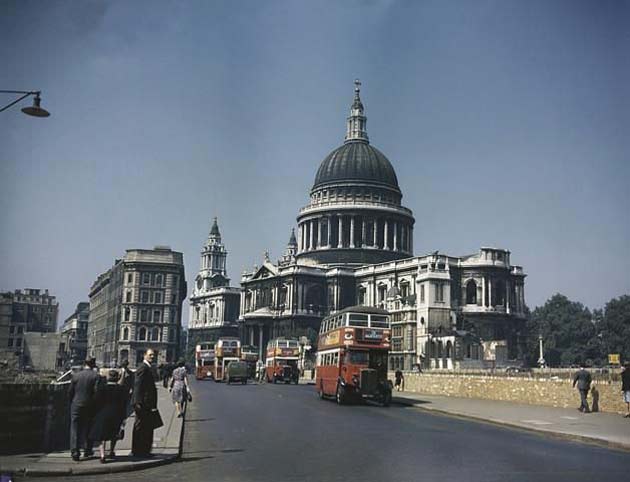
xmin=345 ymin=79 xmax=369 ymax=144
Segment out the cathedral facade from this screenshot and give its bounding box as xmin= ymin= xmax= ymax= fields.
xmin=239 ymin=81 xmax=527 ymax=369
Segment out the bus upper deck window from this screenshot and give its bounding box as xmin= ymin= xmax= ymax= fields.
xmin=348 ymin=313 xmax=368 ymax=327
xmin=370 ymin=315 xmax=389 ymax=328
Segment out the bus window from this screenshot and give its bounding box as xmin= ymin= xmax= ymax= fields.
xmin=370 ymin=315 xmax=389 ymax=328
xmin=348 ymin=313 xmax=369 ymax=327
xmin=346 ymin=351 xmax=369 ymax=365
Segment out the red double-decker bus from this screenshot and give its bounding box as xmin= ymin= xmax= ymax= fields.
xmin=265 ymin=338 xmax=300 ymax=384
xmin=315 ymin=306 xmax=392 ymax=406
xmin=195 ymin=342 xmax=216 ymax=380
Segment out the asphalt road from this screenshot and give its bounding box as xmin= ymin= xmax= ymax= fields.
xmin=21 ymin=379 xmax=630 ymax=482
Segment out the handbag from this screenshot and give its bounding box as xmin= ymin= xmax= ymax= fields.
xmin=149 ymin=409 xmax=164 ymax=429
xmin=187 ymin=391 xmax=192 ymax=403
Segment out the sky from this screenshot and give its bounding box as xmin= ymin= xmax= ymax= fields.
xmin=1 ymin=0 xmax=628 ymax=326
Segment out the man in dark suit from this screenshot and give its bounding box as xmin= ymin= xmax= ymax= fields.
xmin=132 ymin=348 xmax=157 ymax=457
xmin=572 ymin=365 xmax=592 ymax=413
xmin=69 ymin=358 xmax=101 ymax=461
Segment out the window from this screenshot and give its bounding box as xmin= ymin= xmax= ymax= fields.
xmin=126 ymin=291 xmax=132 ymax=303
xmin=151 ymin=328 xmax=160 ymax=342
xmin=140 ymin=309 xmax=148 ymax=322
xmin=138 ymin=327 xmax=147 ymax=341
xmin=124 ymin=308 xmax=130 ymax=321
xmin=17 ymin=326 xmax=23 ymax=334
xmin=127 ymin=273 xmax=133 ymax=284
xmin=154 ymin=292 xmax=162 ymax=304
xmin=156 ymin=274 xmax=163 ymax=286
xmin=400 ymin=282 xmax=409 ymax=299
xmin=123 ymin=327 xmax=129 ymax=340
xmin=420 ymin=284 xmax=425 ymax=303
xmin=153 ymin=310 xmax=161 ymax=323
xmin=8 ymin=338 xmax=13 ymax=347
xmin=16 ymin=338 xmax=22 ymax=347
xmin=466 ymin=280 xmax=477 ymax=305
xmin=142 ymin=273 xmax=150 ymax=285
xmin=9 ymin=326 xmax=15 ymax=334
xmin=141 ymin=291 xmax=149 ymax=303
xmin=435 ymin=283 xmax=444 ymax=302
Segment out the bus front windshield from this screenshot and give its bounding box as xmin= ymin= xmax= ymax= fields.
xmin=346 ymin=350 xmax=369 ymax=365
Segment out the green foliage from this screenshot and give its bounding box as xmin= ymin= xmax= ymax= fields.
xmin=524 ymin=293 xmax=602 ymax=367
xmin=597 ymin=295 xmax=630 ymax=363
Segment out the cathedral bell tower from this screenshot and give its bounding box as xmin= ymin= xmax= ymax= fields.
xmin=198 ymin=217 xmax=229 ymax=290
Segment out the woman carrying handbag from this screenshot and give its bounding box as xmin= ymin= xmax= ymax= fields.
xmin=169 ymin=359 xmax=190 ymax=418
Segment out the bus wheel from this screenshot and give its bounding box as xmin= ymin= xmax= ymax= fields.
xmin=382 ymin=391 xmax=391 ymax=407
xmin=336 ymin=385 xmax=346 ymax=405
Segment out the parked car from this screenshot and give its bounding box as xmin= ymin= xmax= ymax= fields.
xmin=225 ymin=361 xmax=248 ymax=385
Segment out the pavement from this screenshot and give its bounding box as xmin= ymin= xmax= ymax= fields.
xmin=299 ymin=377 xmax=630 ymax=451
xmin=0 ymin=384 xmax=184 ymax=477
xmin=391 ymin=391 xmax=630 ymax=451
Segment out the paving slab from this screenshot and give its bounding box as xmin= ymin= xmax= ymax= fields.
xmin=393 ymin=391 xmax=630 ymax=451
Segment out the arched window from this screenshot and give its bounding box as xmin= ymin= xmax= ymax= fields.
xmin=123 ymin=327 xmax=129 ymax=341
xmin=466 ymin=280 xmax=477 ymax=305
xmin=151 ymin=328 xmax=160 ymax=342
xmin=446 ymin=341 xmax=453 ymax=358
xmin=138 ymin=327 xmax=147 ymax=341
xmin=124 ymin=308 xmax=130 ymax=321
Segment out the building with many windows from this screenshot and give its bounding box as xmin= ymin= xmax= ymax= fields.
xmin=188 ymin=218 xmax=240 ymax=349
xmin=88 ymin=247 xmax=187 ymax=368
xmin=240 ymin=81 xmax=527 ymax=369
xmin=60 ymin=302 xmax=90 ymax=365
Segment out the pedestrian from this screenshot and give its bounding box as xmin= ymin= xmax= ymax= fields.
xmin=572 ymin=364 xmax=592 ymax=413
xmin=169 ymin=359 xmax=190 ymax=418
xmin=162 ymin=362 xmax=172 ymax=388
xmin=621 ymin=363 xmax=630 ymax=418
xmin=89 ymin=370 xmax=127 ymax=463
xmin=256 ymin=360 xmax=265 ymax=384
xmin=132 ymin=348 xmax=158 ymax=458
xmin=591 ymin=384 xmax=599 ymax=413
xmin=118 ymin=360 xmax=134 ymax=416
xmin=68 ymin=357 xmax=101 ymax=461
xmin=394 ymin=368 xmax=404 ymax=392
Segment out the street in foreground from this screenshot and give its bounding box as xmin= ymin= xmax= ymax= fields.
xmin=16 ymin=380 xmax=630 ymax=482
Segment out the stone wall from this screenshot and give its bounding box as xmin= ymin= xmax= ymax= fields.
xmin=0 ymin=383 xmax=71 ymax=454
xmin=393 ymin=372 xmax=627 ymax=414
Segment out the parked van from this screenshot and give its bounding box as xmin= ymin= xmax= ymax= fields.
xmin=225 ymin=361 xmax=248 ymax=385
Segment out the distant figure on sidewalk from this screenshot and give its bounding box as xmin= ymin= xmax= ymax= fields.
xmin=162 ymin=362 xmax=174 ymax=388
xmin=89 ymin=370 xmax=127 ymax=463
xmin=69 ymin=358 xmax=101 ymax=461
xmin=591 ymin=384 xmax=599 ymax=412
xmin=395 ymin=369 xmax=404 ymax=392
xmin=621 ymin=363 xmax=630 ymax=418
xmin=256 ymin=360 xmax=265 ymax=383
xmin=572 ymin=365 xmax=592 ymax=413
xmin=169 ymin=359 xmax=189 ymax=418
xmin=132 ymin=349 xmax=157 ymax=458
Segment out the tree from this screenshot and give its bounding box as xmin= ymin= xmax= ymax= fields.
xmin=597 ymin=295 xmax=630 ymax=363
xmin=524 ymin=294 xmax=601 ymax=367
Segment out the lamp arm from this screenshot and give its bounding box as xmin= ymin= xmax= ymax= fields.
xmin=0 ymin=91 xmax=36 ymax=113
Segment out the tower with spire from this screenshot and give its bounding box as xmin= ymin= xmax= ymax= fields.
xmin=200 ymin=217 xmax=228 ymax=285
xmin=345 ymin=79 xmax=369 ymax=143
xmin=188 ymin=218 xmax=241 ymax=341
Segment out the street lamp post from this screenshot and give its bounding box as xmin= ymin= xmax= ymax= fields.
xmin=1 ymin=90 xmax=50 ymax=117
xmin=537 ymin=333 xmax=546 ymax=368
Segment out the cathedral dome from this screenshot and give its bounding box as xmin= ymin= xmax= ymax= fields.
xmin=313 ymin=141 xmax=400 ymax=191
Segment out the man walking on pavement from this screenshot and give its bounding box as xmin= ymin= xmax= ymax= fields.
xmin=69 ymin=357 xmax=101 ymax=461
xmin=572 ymin=364 xmax=592 ymax=413
xmin=621 ymin=362 xmax=630 ymax=418
xmin=132 ymin=349 xmax=158 ymax=457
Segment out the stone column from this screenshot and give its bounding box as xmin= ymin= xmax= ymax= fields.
xmin=505 ymin=280 xmax=511 ymax=313
xmin=488 ymin=278 xmax=493 ymax=307
xmin=361 ymin=217 xmax=366 ymax=247
xmin=384 ymin=220 xmax=389 ymax=250
xmin=317 ymin=217 xmax=323 ymax=249
xmin=309 ymin=219 xmax=314 ymax=250
xmin=393 ymin=221 xmax=398 ymax=251
xmin=481 ymin=276 xmax=486 ymax=307
xmin=258 ymin=325 xmax=264 ymax=360
xmin=373 ymin=218 xmax=378 ymax=247
xmin=327 ymin=217 xmax=331 ymax=247
xmin=350 ymin=216 xmax=355 ymax=248
xmin=338 ymin=216 xmax=343 ymax=248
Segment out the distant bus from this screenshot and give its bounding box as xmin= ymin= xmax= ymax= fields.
xmin=213 ymin=337 xmax=241 ymax=382
xmin=195 ymin=342 xmax=216 ymax=380
xmin=315 ymin=306 xmax=392 ymax=406
xmin=265 ymin=338 xmax=300 ymax=384
xmin=240 ymin=344 xmax=259 ymax=379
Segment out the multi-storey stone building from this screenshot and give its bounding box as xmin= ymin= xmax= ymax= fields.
xmin=60 ymin=302 xmax=90 ymax=365
xmin=240 ymin=81 xmax=527 ymax=369
xmin=88 ymin=247 xmax=187 ymax=368
xmin=188 ymin=219 xmax=240 ymax=348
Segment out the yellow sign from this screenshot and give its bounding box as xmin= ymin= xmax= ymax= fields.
xmin=322 ymin=331 xmax=340 ymax=347
xmin=608 ymin=354 xmax=620 ymax=365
